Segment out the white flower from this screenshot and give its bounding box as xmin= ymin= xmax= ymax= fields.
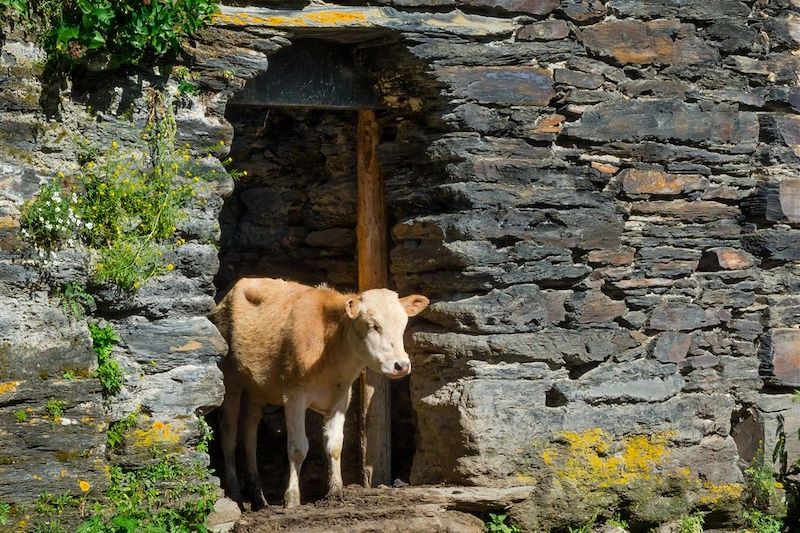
xmin=85 ymin=222 xmax=94 ymax=230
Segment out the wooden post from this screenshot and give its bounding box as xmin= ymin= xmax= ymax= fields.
xmin=356 ymin=108 xmax=391 ymax=487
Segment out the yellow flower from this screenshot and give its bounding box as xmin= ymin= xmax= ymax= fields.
xmin=111 ymin=141 xmax=119 ymax=149
xmin=242 ymin=170 xmax=248 ymax=176
xmin=218 ymin=140 xmax=225 ymax=146
xmin=78 ymin=480 xmax=90 ymax=492
xmin=165 ymin=263 xmax=175 ymax=271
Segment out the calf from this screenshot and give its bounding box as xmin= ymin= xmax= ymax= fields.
xmin=210 ymin=277 xmax=429 ymax=509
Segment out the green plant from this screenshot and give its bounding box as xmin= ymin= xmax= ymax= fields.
xmin=35 ymin=492 xmax=76 ymax=516
xmin=485 ymin=513 xmax=520 ymax=533
xmin=20 ymin=181 xmax=83 ymax=251
xmin=745 ymin=446 xmax=783 ymax=512
xmin=45 ymin=398 xmax=65 ymax=419
xmin=53 ymin=282 xmax=95 ymax=319
xmin=62 ymin=370 xmax=75 ymax=380
xmin=77 ymin=459 xmax=217 ymax=532
xmin=606 ymin=514 xmax=629 ymax=529
xmin=4 ymin=0 xmax=220 ymax=69
xmin=196 ymin=415 xmax=213 ymax=454
xmin=89 ymin=323 xmax=122 ymax=396
xmin=21 ymin=92 xmax=203 ymax=291
xmin=106 ymin=409 xmax=139 ymax=450
xmin=13 ymin=409 xmax=27 ymax=423
xmin=0 ymin=501 xmax=10 ymax=526
xmin=742 ymin=509 xmax=783 ymax=533
xmin=177 ymin=79 xmax=200 ymax=97
xmin=677 ymin=511 xmax=704 ymax=533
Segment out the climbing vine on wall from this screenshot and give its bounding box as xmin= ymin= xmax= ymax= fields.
xmin=0 ymin=0 xmax=220 ymax=68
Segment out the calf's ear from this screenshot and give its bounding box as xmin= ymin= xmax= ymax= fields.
xmin=399 ymin=294 xmax=429 ymax=317
xmin=345 ymin=297 xmax=360 ymax=319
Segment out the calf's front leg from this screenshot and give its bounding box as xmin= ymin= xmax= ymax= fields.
xmin=283 ymin=394 xmax=308 ymax=508
xmin=323 ymin=404 xmax=347 ymax=500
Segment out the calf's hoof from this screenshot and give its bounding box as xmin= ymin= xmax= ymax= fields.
xmin=284 ymin=490 xmax=301 ymax=509
xmin=325 ymin=487 xmax=344 ymax=501
xmin=249 ymin=494 xmax=267 ymax=512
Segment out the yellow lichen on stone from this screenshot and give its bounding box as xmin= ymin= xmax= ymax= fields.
xmin=699 ymin=480 xmax=744 ymax=505
xmin=0 ymin=380 xmax=20 ymax=395
xmin=213 ymin=9 xmax=368 ymax=28
xmin=130 ymin=418 xmax=183 ymax=448
xmin=542 ymin=428 xmax=673 ymax=489
xmin=170 ymin=340 xmax=203 ymax=352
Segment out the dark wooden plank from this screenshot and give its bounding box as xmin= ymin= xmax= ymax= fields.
xmin=356 ymin=108 xmax=391 ymax=487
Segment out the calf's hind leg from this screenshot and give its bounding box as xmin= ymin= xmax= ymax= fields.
xmin=220 ymin=373 xmax=243 ymax=503
xmin=283 ymin=394 xmax=309 ymax=508
xmin=241 ymin=393 xmax=267 ymax=510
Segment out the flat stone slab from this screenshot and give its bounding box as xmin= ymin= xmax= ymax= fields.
xmin=214 ymin=5 xmax=516 ymax=37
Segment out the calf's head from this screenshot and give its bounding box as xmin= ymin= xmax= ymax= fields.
xmin=345 ymin=289 xmax=429 ymax=379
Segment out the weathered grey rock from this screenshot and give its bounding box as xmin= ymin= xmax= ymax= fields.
xmin=760 ymin=329 xmax=800 ymax=387
xmin=435 ymin=66 xmax=556 ymax=106
xmin=0 ymin=379 xmax=107 ymax=501
xmin=552 ymin=359 xmax=684 ymax=405
xmin=117 ymin=316 xmax=227 ymax=374
xmin=607 ymin=0 xmax=751 ymax=21
xmin=742 ymin=228 xmax=800 ymax=262
xmin=0 ymin=296 xmax=95 ymax=380
xmin=458 ymin=0 xmax=558 ymax=15
xmin=564 ymin=99 xmax=758 ymax=147
xmin=649 ymin=302 xmax=723 ymax=331
xmin=517 ymin=19 xmax=570 ymax=41
xmin=653 ymin=332 xmax=692 ymax=363
xmin=581 ymin=19 xmax=718 ymax=66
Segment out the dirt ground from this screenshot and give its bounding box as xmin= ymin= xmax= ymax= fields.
xmin=233 ymin=485 xmax=532 ymax=532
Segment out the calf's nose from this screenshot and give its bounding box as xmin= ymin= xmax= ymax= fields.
xmin=392 ymin=360 xmax=411 ymax=377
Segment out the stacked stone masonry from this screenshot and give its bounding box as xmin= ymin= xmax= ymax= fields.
xmin=1 ymin=0 xmax=799 ymax=530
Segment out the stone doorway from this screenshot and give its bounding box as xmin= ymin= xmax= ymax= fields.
xmin=207 ymin=36 xmax=432 ymax=504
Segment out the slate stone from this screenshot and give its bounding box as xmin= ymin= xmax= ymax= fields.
xmin=552 ymin=359 xmax=684 ymax=404
xmin=517 ymin=19 xmax=571 ymax=41
xmin=581 ymin=19 xmax=718 ymax=66
xmin=435 ymin=66 xmax=556 ymax=106
xmin=607 ymin=0 xmax=751 ymax=21
xmin=631 ymin=200 xmax=740 ymax=222
xmin=412 ymin=328 xmax=635 ymax=367
xmin=587 ymin=246 xmax=635 ymax=266
xmin=697 ymin=247 xmax=756 ymax=271
xmin=621 ymin=169 xmax=707 ymax=196
xmin=305 ymin=227 xmax=356 ymax=248
xmin=564 ymin=99 xmax=758 ymax=146
xmin=117 ymin=316 xmax=227 ymax=374
xmin=761 ymin=329 xmax=800 ymax=387
xmin=653 ymin=332 xmax=692 ymax=363
xmin=425 ymin=285 xmax=552 ymax=334
xmin=649 ymin=302 xmax=722 ymax=331
xmin=742 ymin=228 xmax=800 ymax=262
xmin=553 ymin=68 xmax=604 ymax=89
xmin=0 ymin=379 xmax=107 ymax=502
xmin=568 ymin=290 xmax=627 ymax=323
xmin=561 ymin=0 xmax=607 ymax=23
xmin=458 ymin=0 xmax=559 ymax=14
xmin=706 ymin=19 xmax=758 ymax=53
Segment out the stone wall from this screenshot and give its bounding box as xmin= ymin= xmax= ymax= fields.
xmin=1 ymin=0 xmax=799 ymax=530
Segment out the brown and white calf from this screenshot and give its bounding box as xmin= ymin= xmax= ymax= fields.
xmin=210 ymin=277 xmax=429 ymax=509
